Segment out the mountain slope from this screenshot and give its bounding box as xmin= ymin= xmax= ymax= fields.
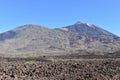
xmin=0 ymin=22 xmax=120 ymax=55
xmin=0 ymin=24 xmax=70 ymax=54
xmin=59 ymin=21 xmax=120 ymax=53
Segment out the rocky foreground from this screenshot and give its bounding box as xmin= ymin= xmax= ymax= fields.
xmin=0 ymin=59 xmax=120 ymax=80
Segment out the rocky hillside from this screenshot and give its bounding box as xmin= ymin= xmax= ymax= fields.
xmin=0 ymin=24 xmax=70 ymax=54
xmin=0 ymin=22 xmax=120 ymax=55
xmin=59 ymin=21 xmax=120 ymax=53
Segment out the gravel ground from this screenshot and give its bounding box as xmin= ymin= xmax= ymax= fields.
xmin=0 ymin=59 xmax=120 ymax=80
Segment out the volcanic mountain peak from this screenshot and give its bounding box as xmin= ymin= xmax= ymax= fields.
xmin=67 ymin=21 xmax=96 ymax=31
xmin=0 ymin=21 xmax=120 ymax=54
xmin=62 ymin=22 xmax=117 ymax=37
xmin=75 ymin=21 xmax=84 ymax=24
xmin=74 ymin=21 xmax=94 ymax=27
xmin=59 ymin=21 xmax=94 ymax=32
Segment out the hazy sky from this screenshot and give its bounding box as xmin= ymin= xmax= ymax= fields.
xmin=0 ymin=0 xmax=120 ymax=36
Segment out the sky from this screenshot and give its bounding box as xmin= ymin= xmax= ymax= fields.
xmin=0 ymin=0 xmax=120 ymax=36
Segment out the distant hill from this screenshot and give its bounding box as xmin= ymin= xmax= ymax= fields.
xmin=0 ymin=22 xmax=120 ymax=55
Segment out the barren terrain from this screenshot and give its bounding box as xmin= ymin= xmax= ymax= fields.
xmin=0 ymin=56 xmax=120 ymax=80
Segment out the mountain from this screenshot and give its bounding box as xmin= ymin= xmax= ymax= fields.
xmin=0 ymin=24 xmax=70 ymax=54
xmin=0 ymin=22 xmax=120 ymax=55
xmin=59 ymin=21 xmax=120 ymax=53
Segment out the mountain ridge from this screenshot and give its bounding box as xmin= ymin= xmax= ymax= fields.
xmin=0 ymin=21 xmax=120 ymax=55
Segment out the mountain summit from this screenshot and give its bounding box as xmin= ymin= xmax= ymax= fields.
xmin=0 ymin=22 xmax=120 ymax=54
xmin=59 ymin=22 xmax=120 ymax=52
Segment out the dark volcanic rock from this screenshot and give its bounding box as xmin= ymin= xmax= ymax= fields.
xmin=0 ymin=60 xmax=120 ymax=80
